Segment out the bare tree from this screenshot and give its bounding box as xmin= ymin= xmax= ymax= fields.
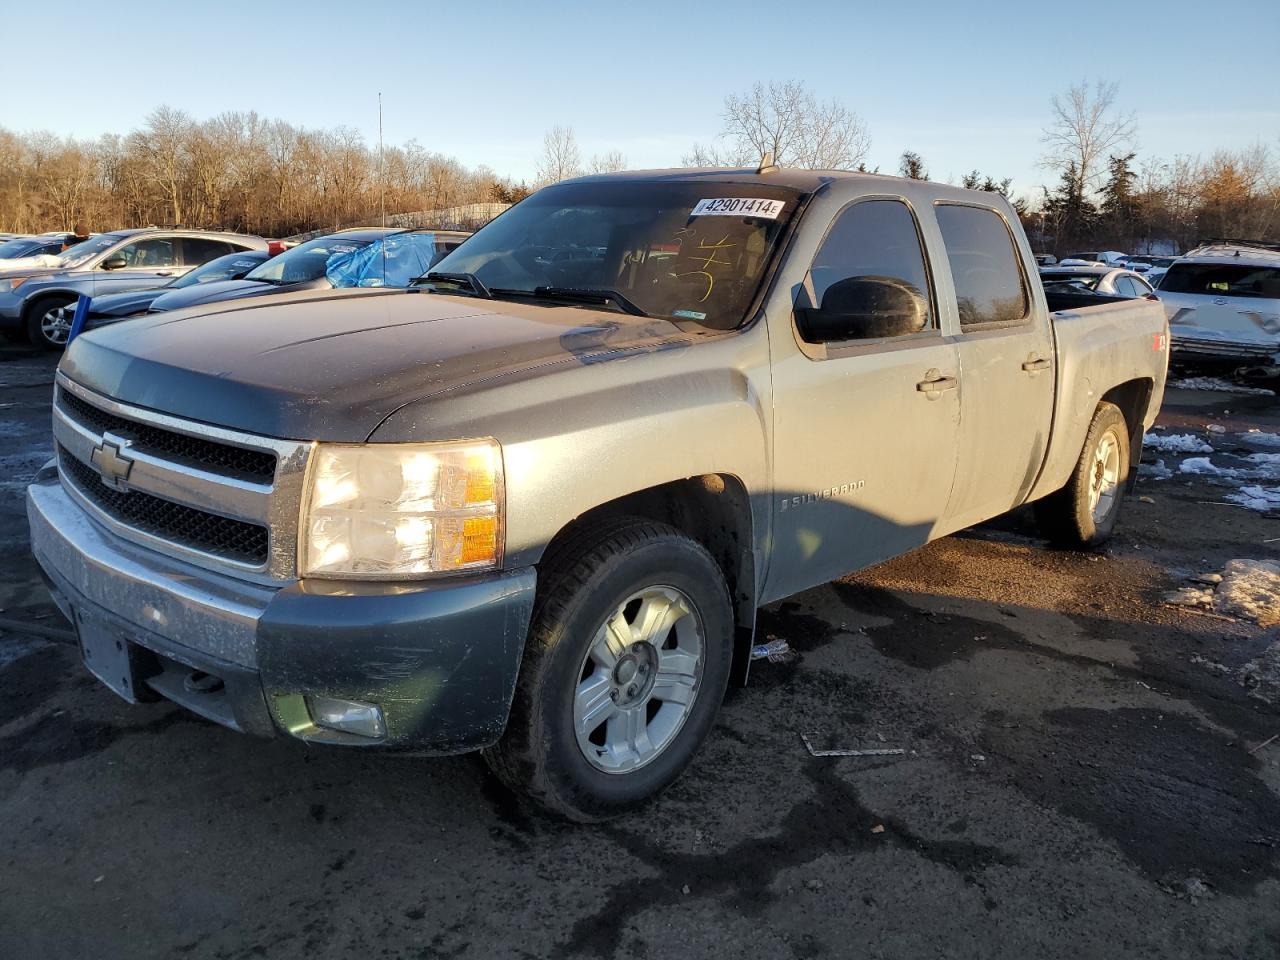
xmin=536 ymin=126 xmax=582 ymax=185
xmin=588 ymin=150 xmax=627 ymax=174
xmin=691 ymin=81 xmax=870 ymax=170
xmin=133 ymin=105 xmax=193 ymax=224
xmin=1041 ymin=81 xmax=1136 ymax=196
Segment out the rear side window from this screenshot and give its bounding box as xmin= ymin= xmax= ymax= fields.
xmin=1160 ymin=263 xmax=1280 ymax=300
xmin=182 ymin=238 xmax=234 ymax=265
xmin=935 ymin=205 xmax=1029 ymax=327
xmin=807 ymin=199 xmax=933 ymax=338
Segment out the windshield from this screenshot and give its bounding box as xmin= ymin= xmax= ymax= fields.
xmin=60 ymin=234 xmax=126 ymax=268
xmin=0 ymin=238 xmax=42 ymax=258
xmin=429 ymin=181 xmax=802 ymax=328
xmin=245 ymin=235 xmax=372 ymax=284
xmin=1160 ymin=262 xmax=1280 ymax=300
xmin=171 ymin=251 xmax=267 ymax=289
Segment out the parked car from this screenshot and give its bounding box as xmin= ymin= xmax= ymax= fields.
xmin=1156 ymin=242 xmax=1280 ymax=365
xmin=0 ymin=235 xmax=70 ymax=263
xmin=30 ymin=168 xmax=1168 ymax=820
xmin=1033 ymin=253 xmax=1057 ymax=266
xmin=1145 ymin=256 xmax=1180 ymax=287
xmin=1066 ymin=250 xmax=1129 ymax=266
xmin=141 ymin=228 xmax=468 ymax=313
xmin=1039 ymin=265 xmax=1156 ymax=299
xmin=78 ymin=250 xmax=274 ymax=328
xmin=0 ymin=229 xmax=268 ymax=348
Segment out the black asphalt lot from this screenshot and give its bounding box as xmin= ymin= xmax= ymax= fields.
xmin=1 ymin=344 xmax=1277 ymax=959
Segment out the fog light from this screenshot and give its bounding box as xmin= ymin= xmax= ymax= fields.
xmin=306 ymin=695 xmax=386 ymax=739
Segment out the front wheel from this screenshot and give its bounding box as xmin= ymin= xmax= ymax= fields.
xmin=483 ymin=518 xmax=733 ymax=821
xmin=25 ymin=296 xmax=77 ymax=350
xmin=1034 ymin=401 xmax=1130 ymax=547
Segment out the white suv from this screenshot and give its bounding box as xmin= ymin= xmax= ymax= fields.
xmin=1158 ymin=242 xmax=1280 ymax=364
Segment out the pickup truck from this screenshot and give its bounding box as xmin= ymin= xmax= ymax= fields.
xmin=28 ymin=168 xmax=1169 ymax=820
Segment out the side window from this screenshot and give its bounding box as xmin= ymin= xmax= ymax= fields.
xmin=935 ymin=204 xmax=1029 ymax=327
xmin=1115 ymin=276 xmax=1138 ymax=297
xmin=803 ymin=199 xmax=933 ymax=342
xmin=115 ymin=238 xmax=178 ymax=268
xmin=1135 ymin=276 xmax=1153 ymax=295
xmin=182 ymin=238 xmax=234 ymax=265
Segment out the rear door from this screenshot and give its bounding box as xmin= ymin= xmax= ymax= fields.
xmin=934 ymin=203 xmax=1055 ymax=531
xmin=767 ymin=196 xmax=961 ymax=600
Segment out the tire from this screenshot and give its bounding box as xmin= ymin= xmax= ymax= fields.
xmin=24 ymin=295 xmax=77 ymax=351
xmin=483 ymin=517 xmax=734 ymax=821
xmin=1034 ymin=401 xmax=1130 ymax=548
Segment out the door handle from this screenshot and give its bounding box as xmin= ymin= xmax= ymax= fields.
xmin=156 ymin=270 xmax=174 ymax=276
xmin=916 ymin=369 xmax=958 ymax=400
xmin=1022 ymin=356 xmax=1051 ymax=373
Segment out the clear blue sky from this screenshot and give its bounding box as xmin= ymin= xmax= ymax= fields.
xmin=3 ymin=0 xmax=1277 ymax=201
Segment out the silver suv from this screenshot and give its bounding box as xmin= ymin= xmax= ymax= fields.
xmin=1158 ymin=242 xmax=1280 ymax=364
xmin=0 ymin=228 xmax=268 ymax=349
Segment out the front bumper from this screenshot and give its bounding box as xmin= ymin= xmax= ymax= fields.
xmin=27 ymin=477 xmax=537 ymax=752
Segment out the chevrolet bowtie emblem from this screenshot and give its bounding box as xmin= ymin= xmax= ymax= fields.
xmin=90 ymin=439 xmax=134 ymax=490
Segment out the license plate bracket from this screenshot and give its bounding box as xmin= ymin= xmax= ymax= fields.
xmin=77 ymin=614 xmax=140 ymax=704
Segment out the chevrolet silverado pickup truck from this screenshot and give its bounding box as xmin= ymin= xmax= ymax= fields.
xmin=28 ymin=168 xmax=1169 ymax=820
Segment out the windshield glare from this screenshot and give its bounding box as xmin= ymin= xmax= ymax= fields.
xmin=172 ymin=252 xmax=266 ymax=289
xmin=61 ymin=234 xmax=126 ymax=268
xmin=246 ymin=235 xmax=371 ymax=284
xmin=0 ymin=238 xmax=44 ymax=258
xmin=429 ymin=182 xmax=801 ymax=328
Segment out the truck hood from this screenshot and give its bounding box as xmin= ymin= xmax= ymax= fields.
xmin=59 ymin=289 xmax=702 ymax=441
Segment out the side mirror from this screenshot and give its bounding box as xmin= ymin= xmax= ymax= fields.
xmin=100 ymin=256 xmax=128 ymax=271
xmin=797 ymin=276 xmax=927 ymax=343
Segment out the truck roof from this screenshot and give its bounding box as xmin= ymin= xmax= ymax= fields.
xmin=562 ymin=167 xmax=1009 ymax=206
xmin=1180 ymin=243 xmax=1280 ymax=266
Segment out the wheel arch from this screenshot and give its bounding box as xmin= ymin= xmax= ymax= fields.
xmin=538 ymin=473 xmax=758 ymax=686
xmin=1101 ymin=377 xmax=1154 ymax=480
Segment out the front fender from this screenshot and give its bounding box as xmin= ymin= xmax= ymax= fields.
xmin=368 ymin=324 xmax=774 ymax=570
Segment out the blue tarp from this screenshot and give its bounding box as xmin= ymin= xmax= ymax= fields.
xmin=325 ymin=232 xmax=443 ymax=289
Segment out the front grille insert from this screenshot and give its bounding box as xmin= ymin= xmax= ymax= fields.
xmin=59 ymin=445 xmax=269 ymax=566
xmin=59 ymin=389 xmax=276 ymax=483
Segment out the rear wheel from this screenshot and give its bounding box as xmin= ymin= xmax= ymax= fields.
xmin=483 ymin=518 xmax=733 ymax=821
xmin=1034 ymin=401 xmax=1130 ymax=547
xmin=24 ymin=296 xmax=77 ymax=350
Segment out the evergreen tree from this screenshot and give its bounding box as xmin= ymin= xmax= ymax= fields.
xmin=899 ymin=150 xmax=928 ymax=180
xmin=1100 ymin=152 xmax=1139 ymax=246
xmin=1042 ymin=161 xmax=1096 ymax=251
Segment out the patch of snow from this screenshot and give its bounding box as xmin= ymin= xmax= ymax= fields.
xmin=1216 ymin=560 xmax=1280 ymax=625
xmin=1240 ymin=640 xmax=1280 ymax=704
xmin=1168 ymin=376 xmax=1275 ymax=396
xmin=1226 ymin=485 xmax=1280 ymax=512
xmin=1238 ymin=430 xmax=1280 ymax=449
xmin=1139 ymin=458 xmax=1172 ymax=480
xmin=1179 ymin=457 xmax=1229 ymax=476
xmin=1143 ymin=433 xmax=1213 ymax=454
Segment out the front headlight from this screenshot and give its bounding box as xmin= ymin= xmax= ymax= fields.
xmin=300 ymin=439 xmax=503 ymax=579
xmin=0 ymin=278 xmax=29 ymax=293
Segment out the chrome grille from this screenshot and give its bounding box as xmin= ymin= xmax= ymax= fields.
xmin=59 ymin=389 xmax=276 ymax=482
xmin=59 ymin=445 xmax=269 ymax=565
xmin=53 ymin=374 xmax=312 ymax=583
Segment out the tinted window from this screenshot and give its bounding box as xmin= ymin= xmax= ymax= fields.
xmin=808 ymin=200 xmax=933 ymax=337
xmin=1114 ymin=276 xmax=1137 ymax=297
xmin=935 ymin=205 xmax=1028 ymax=326
xmin=1160 ymin=262 xmax=1280 ymax=300
xmin=182 ymin=237 xmax=233 ymax=266
xmin=115 ymin=238 xmax=178 ymax=268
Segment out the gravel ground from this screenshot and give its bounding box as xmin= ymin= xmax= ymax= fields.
xmin=1 ymin=345 xmax=1277 ymax=960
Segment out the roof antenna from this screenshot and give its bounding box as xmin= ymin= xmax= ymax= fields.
xmin=756 ymin=151 xmax=778 ymax=175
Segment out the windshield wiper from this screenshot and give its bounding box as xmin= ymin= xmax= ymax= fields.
xmin=528 ymin=286 xmax=648 ymax=317
xmin=415 ymin=271 xmax=493 ymax=299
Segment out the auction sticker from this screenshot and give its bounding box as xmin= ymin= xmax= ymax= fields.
xmin=690 ymin=197 xmax=786 ymax=219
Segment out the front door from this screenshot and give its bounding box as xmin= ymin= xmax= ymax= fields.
xmin=766 ymin=197 xmax=961 ymax=602
xmin=92 ymin=236 xmax=184 ymax=297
